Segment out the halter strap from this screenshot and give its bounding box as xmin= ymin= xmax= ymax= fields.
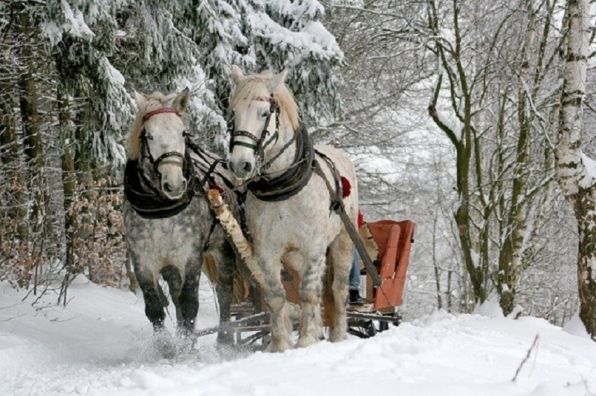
xmin=142 ymin=107 xmax=181 ymax=123
xmin=139 ymin=107 xmax=186 ymax=170
xmin=230 ymin=95 xmax=280 ymax=163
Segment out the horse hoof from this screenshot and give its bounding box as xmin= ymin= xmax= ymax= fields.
xmin=269 ymin=340 xmax=291 ymax=353
xmin=217 ymin=330 xmax=234 ymax=345
xmin=329 ymin=330 xmax=348 ymax=343
xmin=296 ymin=335 xmax=318 ymax=348
xmin=153 ymin=331 xmax=177 ymax=358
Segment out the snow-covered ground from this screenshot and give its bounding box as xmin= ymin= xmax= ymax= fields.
xmin=1 ymin=277 xmax=595 ymax=396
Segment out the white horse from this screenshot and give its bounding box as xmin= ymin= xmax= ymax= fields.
xmin=228 ymin=66 xmax=358 ymax=351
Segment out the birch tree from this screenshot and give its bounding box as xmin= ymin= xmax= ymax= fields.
xmin=555 ymin=0 xmax=596 ymax=339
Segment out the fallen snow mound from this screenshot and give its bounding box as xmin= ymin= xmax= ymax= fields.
xmin=0 ymin=278 xmax=595 ymax=396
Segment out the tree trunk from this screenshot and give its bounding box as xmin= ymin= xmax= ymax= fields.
xmin=555 ymin=0 xmax=595 ymax=340
xmin=497 ymin=3 xmax=535 ymax=315
xmin=0 ymin=93 xmax=28 ymax=240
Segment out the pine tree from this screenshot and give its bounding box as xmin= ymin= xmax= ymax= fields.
xmin=195 ymin=0 xmax=343 ymax=131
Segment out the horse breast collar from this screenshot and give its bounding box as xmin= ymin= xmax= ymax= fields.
xmin=247 ymin=124 xmax=315 ymax=202
xmin=124 ymin=152 xmax=197 ymax=219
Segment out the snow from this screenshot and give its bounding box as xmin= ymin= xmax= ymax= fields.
xmin=580 ymin=152 xmax=596 ymax=189
xmin=248 ymin=11 xmax=342 ymax=63
xmin=60 ymin=0 xmax=95 ymax=39
xmin=102 ymin=57 xmax=126 ymax=86
xmin=563 ymin=313 xmax=591 ymax=339
xmin=474 ymin=294 xmax=505 ymax=318
xmin=304 ymin=21 xmax=341 ymax=52
xmin=1 ymin=279 xmax=595 ymax=396
xmin=42 ymin=22 xmax=63 ymax=46
xmin=269 ymin=0 xmax=324 ymax=20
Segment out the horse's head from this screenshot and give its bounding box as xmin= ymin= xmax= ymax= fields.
xmin=228 ymin=66 xmax=299 ymax=180
xmin=129 ymin=88 xmax=191 ymax=200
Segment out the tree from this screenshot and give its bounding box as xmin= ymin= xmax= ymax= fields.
xmin=555 ymin=0 xmax=596 ymax=339
xmin=424 ymin=0 xmax=566 ymax=313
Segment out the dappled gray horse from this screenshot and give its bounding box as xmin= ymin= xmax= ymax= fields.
xmin=123 ymin=88 xmax=235 ymax=343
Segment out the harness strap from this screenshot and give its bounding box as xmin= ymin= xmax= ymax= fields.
xmin=152 ymin=151 xmax=184 ymax=173
xmin=230 ymin=95 xmax=279 ymax=163
xmin=186 ymin=139 xmax=237 ymax=192
xmin=198 ymin=157 xmax=222 ymax=188
xmin=142 ymin=107 xmax=180 ymax=123
xmin=247 ymin=125 xmax=315 ymax=201
xmin=312 ymin=154 xmax=382 ymax=288
xmin=260 ymin=129 xmax=296 ymax=173
xmin=202 ymin=216 xmax=218 ymax=252
xmin=124 ymin=156 xmax=196 ymax=219
xmin=313 ymin=150 xmax=343 ymax=211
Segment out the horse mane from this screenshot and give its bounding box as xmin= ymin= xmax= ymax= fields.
xmin=231 ymin=71 xmax=300 ymax=131
xmin=128 ymin=91 xmax=186 ymax=160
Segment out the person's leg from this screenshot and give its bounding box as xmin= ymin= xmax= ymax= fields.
xmin=349 ymin=248 xmax=364 ymax=304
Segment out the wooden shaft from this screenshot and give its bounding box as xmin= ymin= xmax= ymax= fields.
xmin=207 ymin=189 xmax=265 ymax=287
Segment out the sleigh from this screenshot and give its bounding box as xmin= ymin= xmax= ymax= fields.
xmin=346 ymin=219 xmax=416 ymax=337
xmin=196 ymin=205 xmax=416 ymax=346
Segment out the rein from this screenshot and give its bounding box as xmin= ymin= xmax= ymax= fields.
xmin=247 ymin=124 xmax=314 ymax=201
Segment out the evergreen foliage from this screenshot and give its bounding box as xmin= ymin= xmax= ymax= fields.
xmin=0 ymin=0 xmax=341 ymax=289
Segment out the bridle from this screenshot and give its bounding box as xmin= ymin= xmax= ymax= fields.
xmin=139 ymin=107 xmax=189 ymax=173
xmin=229 ymin=95 xmax=280 ymax=171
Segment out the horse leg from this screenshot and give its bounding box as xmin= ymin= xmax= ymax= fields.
xmin=135 ymin=267 xmax=166 ymax=331
xmin=178 ymin=254 xmax=202 ymax=335
xmin=328 ymin=232 xmax=353 ymax=342
xmin=211 ymin=241 xmax=235 ymax=344
xmin=161 ymin=266 xmax=183 ymax=329
xmin=297 ymin=254 xmax=325 ymax=348
xmin=262 ymin=255 xmax=291 ymax=352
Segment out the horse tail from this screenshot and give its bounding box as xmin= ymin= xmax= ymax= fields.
xmin=202 ymin=254 xmax=220 ymax=285
xmin=322 ymin=249 xmax=336 ymax=327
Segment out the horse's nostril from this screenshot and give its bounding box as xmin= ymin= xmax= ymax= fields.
xmin=242 ymin=161 xmax=252 ymax=173
xmin=164 ymin=182 xmax=173 ymax=192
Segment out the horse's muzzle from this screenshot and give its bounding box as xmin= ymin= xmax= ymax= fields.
xmin=162 ymin=178 xmax=187 ymax=200
xmin=230 ymin=159 xmax=254 ymax=180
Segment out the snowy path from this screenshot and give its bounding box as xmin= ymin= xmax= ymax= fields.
xmin=0 ymin=278 xmax=595 ymax=396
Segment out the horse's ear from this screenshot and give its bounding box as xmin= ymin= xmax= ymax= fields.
xmin=267 ymin=69 xmax=288 ymax=92
xmin=173 ymin=87 xmax=191 ymax=112
xmin=231 ymin=65 xmax=245 ymax=85
xmin=134 ymin=90 xmax=147 ymax=109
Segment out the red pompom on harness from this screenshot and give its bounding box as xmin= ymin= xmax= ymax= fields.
xmin=357 ymin=210 xmax=364 ymax=228
xmin=340 ymin=176 xmax=351 ymax=198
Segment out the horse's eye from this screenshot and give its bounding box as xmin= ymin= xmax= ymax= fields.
xmin=182 ymin=130 xmax=190 ymax=137
xmin=260 ymin=110 xmax=270 ymax=119
xmin=145 ymin=132 xmax=153 ymax=140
